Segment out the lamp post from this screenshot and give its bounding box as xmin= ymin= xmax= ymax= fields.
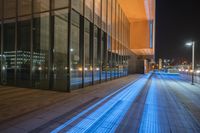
xmin=186 ymin=41 xmax=195 ymax=85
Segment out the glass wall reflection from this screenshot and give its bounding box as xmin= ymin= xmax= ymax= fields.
xmin=16 ymin=16 xmax=31 ymax=87
xmin=32 ymin=13 xmax=49 ymax=89
xmin=101 ymin=32 xmax=107 ymax=81
xmin=70 ymin=10 xmax=82 ymax=89
xmin=3 ymin=21 xmax=15 ymax=85
xmin=93 ymin=26 xmax=100 ymax=83
xmin=0 ymin=0 xmax=131 ymax=91
xmin=53 ymin=9 xmax=69 ymax=91
xmin=84 ymin=19 xmax=92 ymax=86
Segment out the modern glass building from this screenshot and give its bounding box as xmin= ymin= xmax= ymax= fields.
xmin=0 ymin=0 xmax=155 ymax=91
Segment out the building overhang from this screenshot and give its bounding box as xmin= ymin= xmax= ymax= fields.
xmin=118 ymin=0 xmax=155 ymax=57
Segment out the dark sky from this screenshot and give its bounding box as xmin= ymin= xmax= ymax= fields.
xmin=155 ymin=0 xmax=200 ymax=64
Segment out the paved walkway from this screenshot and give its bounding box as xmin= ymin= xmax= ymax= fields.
xmin=180 ymin=73 xmax=200 ymax=84
xmin=1 ymin=73 xmax=200 ymax=133
xmin=0 ymin=75 xmax=141 ymax=132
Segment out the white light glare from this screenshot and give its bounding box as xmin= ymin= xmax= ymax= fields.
xmin=2 ymin=66 xmax=6 ymax=70
xmin=196 ymin=70 xmax=200 ymax=74
xmin=185 ymin=42 xmax=193 ymax=46
xmin=38 ymin=66 xmax=42 ymax=71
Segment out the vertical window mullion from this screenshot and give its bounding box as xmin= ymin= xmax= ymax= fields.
xmin=67 ymin=0 xmax=72 ymax=91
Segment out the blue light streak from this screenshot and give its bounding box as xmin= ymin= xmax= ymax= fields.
xmin=50 ymin=75 xmax=144 ymax=133
xmin=139 ymin=77 xmax=160 ymax=133
xmin=66 ymin=74 xmax=151 ymax=133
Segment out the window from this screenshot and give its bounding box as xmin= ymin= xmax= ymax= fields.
xmin=34 ymin=0 xmax=50 ymax=13
xmin=32 ymin=13 xmax=50 ymax=89
xmin=119 ymin=44 xmax=122 ymax=77
xmin=51 ymin=0 xmax=69 ymax=9
xmin=70 ymin=10 xmax=82 ymax=89
xmin=112 ymin=39 xmax=116 ymax=78
xmin=107 ymin=0 xmax=112 ymax=35
xmin=0 ymin=0 xmax=2 ymax=20
xmin=107 ymin=35 xmax=111 ymax=79
xmin=85 ymin=0 xmax=93 ymax=21
xmin=18 ymin=0 xmax=31 ymax=16
xmin=101 ymin=32 xmax=107 ymax=81
xmin=115 ymin=41 xmax=119 ymax=77
xmin=16 ymin=16 xmax=31 ymax=87
xmin=93 ymin=26 xmax=100 ymax=82
xmin=3 ymin=21 xmax=16 ymax=85
xmin=72 ymin=0 xmax=83 ymax=14
xmin=0 ymin=0 xmax=2 ymax=82
xmin=84 ymin=19 xmax=92 ymax=85
xmin=102 ymin=0 xmax=107 ymax=31
xmin=112 ymin=0 xmax=116 ymax=38
xmin=53 ymin=9 xmax=69 ymax=91
xmin=94 ymin=0 xmax=101 ymax=27
xmin=4 ymin=0 xmax=16 ymax=19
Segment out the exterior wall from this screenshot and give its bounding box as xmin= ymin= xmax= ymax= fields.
xmin=0 ymin=0 xmax=136 ymax=91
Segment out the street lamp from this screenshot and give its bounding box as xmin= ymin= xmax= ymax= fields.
xmin=185 ymin=41 xmax=195 ymax=85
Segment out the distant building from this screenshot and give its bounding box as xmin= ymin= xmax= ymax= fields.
xmin=159 ymin=58 xmax=162 ymax=69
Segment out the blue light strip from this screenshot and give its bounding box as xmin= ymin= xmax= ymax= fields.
xmin=139 ymin=77 xmax=160 ymax=133
xmin=65 ymin=74 xmax=151 ymax=133
xmin=50 ymin=75 xmax=143 ymax=133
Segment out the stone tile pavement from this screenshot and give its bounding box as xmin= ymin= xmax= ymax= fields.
xmin=0 ymin=75 xmax=141 ymax=132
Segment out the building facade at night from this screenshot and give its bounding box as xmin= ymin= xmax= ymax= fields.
xmin=0 ymin=0 xmax=155 ymax=91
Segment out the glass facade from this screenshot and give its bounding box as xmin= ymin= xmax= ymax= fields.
xmin=0 ymin=0 xmax=130 ymax=91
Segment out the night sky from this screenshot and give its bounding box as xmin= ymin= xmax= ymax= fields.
xmin=155 ymin=0 xmax=200 ymax=64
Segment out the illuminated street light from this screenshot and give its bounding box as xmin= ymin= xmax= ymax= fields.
xmin=186 ymin=42 xmax=193 ymax=46
xmin=196 ymin=70 xmax=200 ymax=74
xmin=185 ymin=41 xmax=195 ymax=85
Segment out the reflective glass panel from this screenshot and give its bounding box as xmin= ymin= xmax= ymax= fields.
xmin=85 ymin=0 xmax=93 ymax=21
xmin=93 ymin=26 xmax=100 ymax=82
xmin=70 ymin=10 xmax=82 ymax=89
xmin=4 ymin=0 xmax=16 ymax=19
xmin=2 ymin=21 xmax=16 ymax=85
xmin=52 ymin=0 xmax=69 ymax=9
xmin=72 ymin=0 xmax=83 ymax=14
xmin=0 ymin=0 xmax=2 ymax=82
xmin=94 ymin=0 xmax=101 ymax=27
xmin=32 ymin=13 xmax=50 ymax=89
xmin=0 ymin=0 xmax=2 ymax=20
xmin=18 ymin=0 xmax=31 ymax=16
xmin=111 ymin=0 xmax=115 ymax=38
xmin=101 ymin=32 xmax=106 ymax=81
xmin=107 ymin=35 xmax=111 ymax=79
xmin=53 ymin=9 xmax=68 ymax=91
xmin=84 ymin=19 xmax=92 ymax=85
xmin=107 ymin=0 xmax=112 ymax=35
xmin=102 ymin=0 xmax=107 ymax=31
xmin=34 ymin=0 xmax=50 ymax=13
xmin=16 ymin=17 xmax=31 ymax=87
